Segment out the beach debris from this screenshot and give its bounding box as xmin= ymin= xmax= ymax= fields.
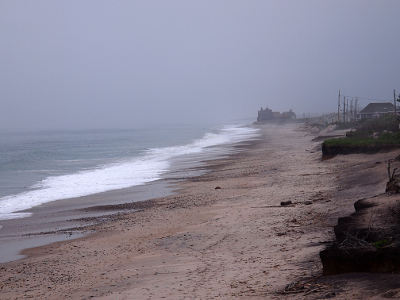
xmin=278 ymin=276 xmax=326 ymax=296
xmin=215 ymin=186 xmax=221 ymax=190
xmin=280 ymin=200 xmax=292 ymax=206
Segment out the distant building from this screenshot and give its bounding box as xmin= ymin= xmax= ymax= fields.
xmin=272 ymin=111 xmax=281 ymax=118
xmin=282 ymin=110 xmax=296 ymax=119
xmin=257 ymin=107 xmax=296 ymax=122
xmin=257 ymin=107 xmax=274 ymax=122
xmin=358 ymin=102 xmax=396 ymax=119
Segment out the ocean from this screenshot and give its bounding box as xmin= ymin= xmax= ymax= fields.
xmin=0 ymin=123 xmax=260 ymax=221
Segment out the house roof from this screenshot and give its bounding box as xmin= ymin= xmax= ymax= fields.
xmin=359 ymin=102 xmax=395 ymax=114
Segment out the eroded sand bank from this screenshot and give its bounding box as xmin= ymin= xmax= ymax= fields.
xmin=2 ymin=124 xmax=400 ymax=299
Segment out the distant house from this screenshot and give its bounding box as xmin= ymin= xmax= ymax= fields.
xmin=257 ymin=107 xmax=274 ymax=122
xmin=282 ymin=109 xmax=296 ymax=119
xmin=359 ymin=102 xmax=396 ymax=119
xmin=272 ymin=111 xmax=281 ymax=118
xmin=257 ymin=107 xmax=296 ymax=122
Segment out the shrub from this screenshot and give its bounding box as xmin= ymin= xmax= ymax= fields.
xmin=323 ymin=115 xmax=400 ymax=147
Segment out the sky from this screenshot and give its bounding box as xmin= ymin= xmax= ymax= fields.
xmin=1 ymin=1 xmax=400 ymax=129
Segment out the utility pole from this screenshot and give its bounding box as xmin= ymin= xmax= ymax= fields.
xmin=338 ymin=90 xmax=340 ymax=122
xmin=343 ymin=96 xmax=346 ymax=122
xmin=395 ymin=89 xmax=397 ymax=115
xmin=355 ymin=97 xmax=358 ymax=120
xmin=350 ymin=98 xmax=354 ymax=120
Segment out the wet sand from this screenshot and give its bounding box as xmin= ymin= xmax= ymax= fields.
xmin=1 ymin=123 xmax=400 ymax=299
xmin=0 ymin=180 xmax=175 ymax=263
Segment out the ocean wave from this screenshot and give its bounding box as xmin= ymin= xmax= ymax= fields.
xmin=0 ymin=125 xmax=259 ymax=220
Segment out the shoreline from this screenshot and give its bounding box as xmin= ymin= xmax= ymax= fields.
xmin=0 ymin=179 xmax=177 ymax=263
xmin=0 ymin=124 xmax=261 ymax=264
xmin=2 ymin=123 xmax=399 ymax=299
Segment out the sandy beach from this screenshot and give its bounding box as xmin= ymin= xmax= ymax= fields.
xmin=2 ymin=123 xmax=400 ymax=300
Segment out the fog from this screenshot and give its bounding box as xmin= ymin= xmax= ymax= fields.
xmin=1 ymin=1 xmax=399 ymax=129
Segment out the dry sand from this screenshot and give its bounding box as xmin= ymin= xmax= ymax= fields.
xmin=2 ymin=123 xmax=400 ymax=299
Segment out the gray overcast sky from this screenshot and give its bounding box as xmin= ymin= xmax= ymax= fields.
xmin=1 ymin=1 xmax=400 ymax=129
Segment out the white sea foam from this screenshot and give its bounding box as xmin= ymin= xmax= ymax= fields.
xmin=0 ymin=125 xmax=259 ymax=220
